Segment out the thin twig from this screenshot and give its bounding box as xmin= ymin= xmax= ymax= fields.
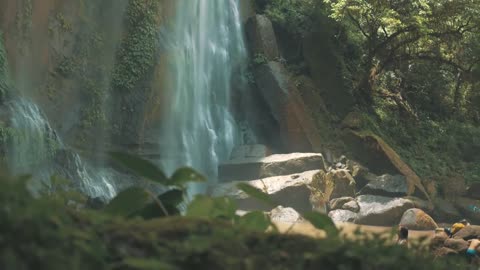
xmin=146 ymin=190 xmax=169 ymax=216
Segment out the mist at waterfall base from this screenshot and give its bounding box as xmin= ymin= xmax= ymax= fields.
xmin=159 ymin=0 xmax=249 ymax=194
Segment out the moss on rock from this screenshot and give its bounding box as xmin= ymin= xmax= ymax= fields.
xmin=112 ymin=0 xmax=160 ymax=93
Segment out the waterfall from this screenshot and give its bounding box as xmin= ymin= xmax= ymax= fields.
xmin=6 ymin=99 xmax=58 ymax=177
xmin=6 ymin=98 xmax=118 ymax=200
xmin=159 ymin=0 xmax=247 ymax=185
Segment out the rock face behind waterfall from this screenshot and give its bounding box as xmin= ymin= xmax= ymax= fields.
xmin=245 ymin=15 xmax=280 ymax=61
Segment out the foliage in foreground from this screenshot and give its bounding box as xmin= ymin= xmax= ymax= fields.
xmin=0 ymin=173 xmax=469 ymax=270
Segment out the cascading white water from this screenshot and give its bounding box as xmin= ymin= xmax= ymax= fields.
xmin=6 ymin=98 xmax=118 ymax=200
xmin=6 ymin=99 xmax=58 ymax=177
xmin=160 ymin=0 xmax=247 ymax=184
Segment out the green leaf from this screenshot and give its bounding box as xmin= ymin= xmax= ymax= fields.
xmin=302 ymin=211 xmax=339 ymax=237
xmin=236 ymin=183 xmax=275 ymax=206
xmin=237 ymin=211 xmax=271 ymax=232
xmin=109 ymin=151 xmax=168 ymax=184
xmin=210 ymin=196 xmax=237 ymax=220
xmin=168 ymin=167 xmax=207 ymax=187
xmin=104 ymin=187 xmax=151 ymax=216
xmin=158 ymin=189 xmax=184 ymax=207
xmin=186 ymin=195 xmax=215 ymax=217
xmin=186 ymin=195 xmax=237 ymax=220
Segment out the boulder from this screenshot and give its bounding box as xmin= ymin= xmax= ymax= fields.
xmin=328 ymin=209 xmax=357 ymax=223
xmin=432 ymin=199 xmax=462 ymax=223
xmin=443 ymin=239 xmax=469 ymax=253
xmin=430 ymin=232 xmax=448 ymax=250
xmin=253 ymin=61 xmax=313 ymax=151
xmin=399 ymin=208 xmax=438 ymax=230
xmin=245 ymin=15 xmax=280 ymax=61
xmin=269 ymin=206 xmax=302 ymax=223
xmin=433 ymin=247 xmax=458 ymax=257
xmin=453 ymin=225 xmax=480 ymax=240
xmin=343 ymin=200 xmax=360 ymax=213
xmin=454 ymin=197 xmax=480 ymax=223
xmin=329 ymin=197 xmax=354 ymax=211
xmin=359 ymin=174 xmax=408 ymax=197
xmin=467 ymin=183 xmax=480 ymax=200
xmin=315 ymin=169 xmax=356 ymax=201
xmin=302 ymin=32 xmax=354 ymax=117
xmin=210 ymin=170 xmax=321 ymax=213
xmin=405 ymin=196 xmax=434 ymax=213
xmin=219 ymin=153 xmax=326 ymax=181
xmin=355 ymin=195 xmax=415 ymax=226
xmin=230 ymin=144 xmax=270 ymax=160
xmin=341 ymin=130 xmax=430 ymax=200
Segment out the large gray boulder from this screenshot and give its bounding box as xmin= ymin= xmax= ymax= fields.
xmin=359 ymin=174 xmax=408 ymax=197
xmin=253 ymin=61 xmax=290 ymax=123
xmin=210 ymin=170 xmax=321 ymax=213
xmin=253 ymin=60 xmax=321 ymax=152
xmin=399 ymin=208 xmax=438 ymax=230
xmin=328 ymin=209 xmax=357 ymax=223
xmin=219 ymin=153 xmax=326 ymax=181
xmin=355 ymin=195 xmax=415 ymax=226
xmin=245 ymin=15 xmax=280 ymax=61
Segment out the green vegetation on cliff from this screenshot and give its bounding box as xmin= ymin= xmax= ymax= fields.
xmin=259 ymin=0 xmax=480 ymax=189
xmin=112 ymin=0 xmax=160 ymax=92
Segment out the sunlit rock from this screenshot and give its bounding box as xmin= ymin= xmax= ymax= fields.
xmin=210 ymin=170 xmax=322 ymax=213
xmin=355 ymin=195 xmax=415 ymax=226
xmin=219 ymin=153 xmax=326 ymax=182
xmin=328 ymin=209 xmax=357 ymax=223
xmin=269 ymin=206 xmax=302 ymax=223
xmin=399 ymin=208 xmax=437 ymax=230
xmin=359 ymin=174 xmax=408 ymax=197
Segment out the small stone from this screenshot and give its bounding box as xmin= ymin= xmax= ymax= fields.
xmin=329 ymin=197 xmax=354 ymax=211
xmin=342 ymin=200 xmax=360 ymax=213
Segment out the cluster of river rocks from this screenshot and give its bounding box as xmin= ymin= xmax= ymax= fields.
xmin=211 ymin=145 xmax=480 ymax=229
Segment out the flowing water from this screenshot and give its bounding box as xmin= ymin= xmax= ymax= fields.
xmin=159 ymin=0 xmax=248 ymax=185
xmin=6 ymin=98 xmax=118 ymax=200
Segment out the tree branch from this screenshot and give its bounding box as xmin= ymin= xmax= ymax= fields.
xmin=346 ymin=11 xmax=370 ymax=39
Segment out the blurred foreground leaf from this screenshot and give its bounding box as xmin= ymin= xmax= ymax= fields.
xmin=236 ymin=183 xmax=275 ymax=206
xmin=237 ymin=211 xmax=271 ymax=232
xmin=186 ymin=195 xmax=236 ymax=220
xmin=302 ymin=211 xmax=338 ymax=237
xmin=168 ymin=167 xmax=206 ymax=187
xmin=109 ymin=152 xmax=168 ymax=184
xmin=104 ymin=187 xmax=151 ymax=216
